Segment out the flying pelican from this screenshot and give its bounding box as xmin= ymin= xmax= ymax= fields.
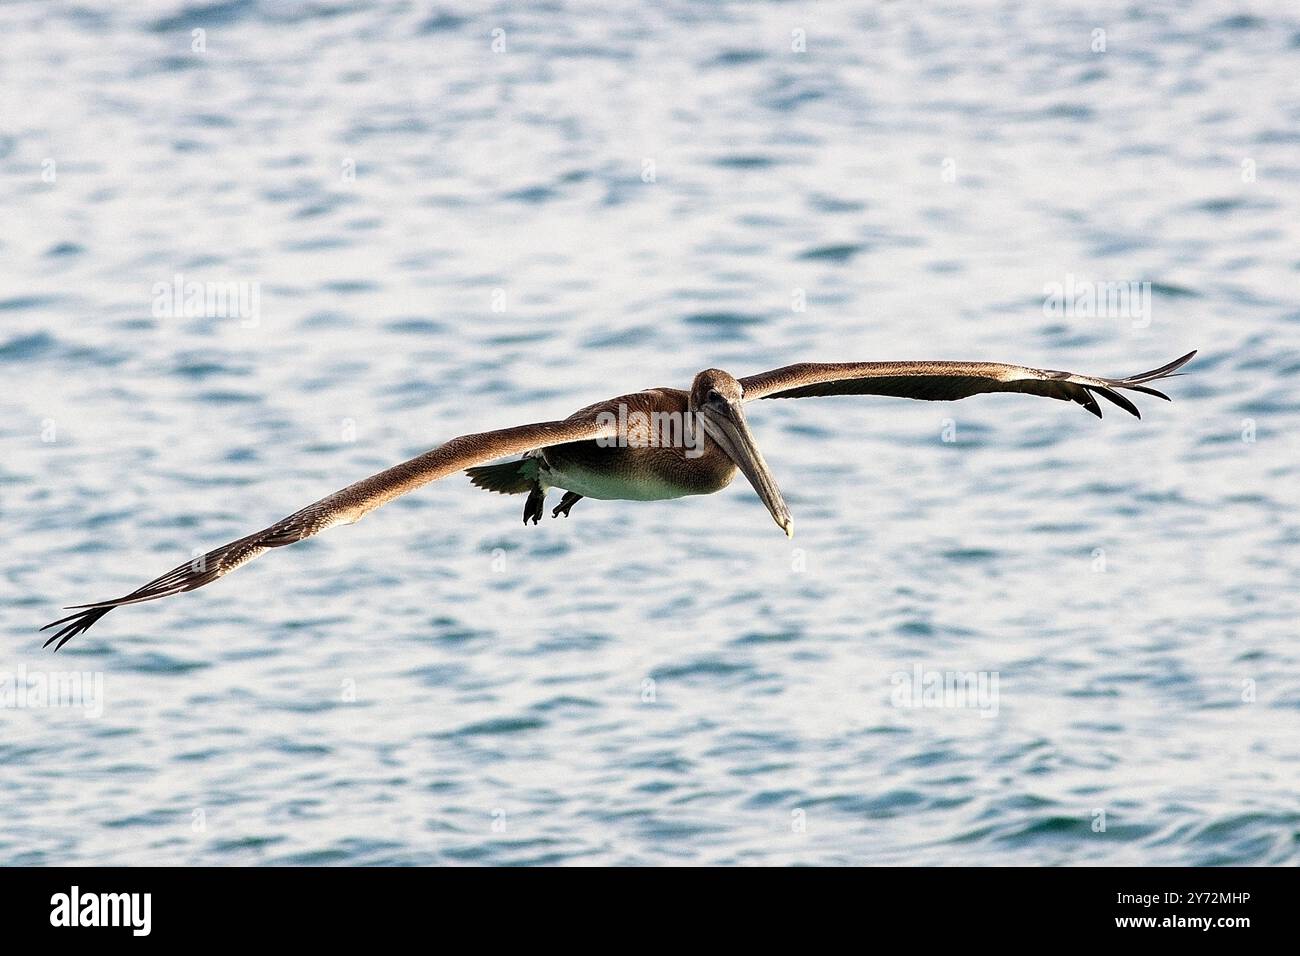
xmin=42 ymin=350 xmax=1196 ymax=650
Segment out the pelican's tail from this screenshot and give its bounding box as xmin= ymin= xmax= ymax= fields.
xmin=465 ymin=457 xmax=538 ymax=495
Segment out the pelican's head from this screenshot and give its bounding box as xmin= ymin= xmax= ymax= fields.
xmin=689 ymin=369 xmax=793 ymax=537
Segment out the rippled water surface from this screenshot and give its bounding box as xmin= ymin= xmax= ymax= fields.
xmin=2 ymin=1 xmax=1298 ymax=865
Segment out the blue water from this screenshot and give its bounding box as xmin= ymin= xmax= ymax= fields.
xmin=1 ymin=1 xmax=1298 ymax=865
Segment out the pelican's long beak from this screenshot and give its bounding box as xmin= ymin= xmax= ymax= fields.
xmin=698 ymin=400 xmax=794 ymax=537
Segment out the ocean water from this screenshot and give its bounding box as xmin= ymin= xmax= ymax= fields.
xmin=1 ymin=0 xmax=1298 ymax=866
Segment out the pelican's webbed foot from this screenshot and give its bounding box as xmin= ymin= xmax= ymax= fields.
xmin=523 ymin=485 xmax=545 ymax=525
xmin=552 ymin=492 xmax=583 ymax=518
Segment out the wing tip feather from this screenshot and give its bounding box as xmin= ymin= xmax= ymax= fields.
xmin=1123 ymin=349 xmax=1198 ymax=384
xmin=41 ymin=606 xmax=113 ymax=651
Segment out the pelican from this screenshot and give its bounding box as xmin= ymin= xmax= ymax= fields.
xmin=42 ymin=350 xmax=1196 ymax=650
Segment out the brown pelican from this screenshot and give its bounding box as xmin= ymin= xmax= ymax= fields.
xmin=42 ymin=350 xmax=1195 ymax=649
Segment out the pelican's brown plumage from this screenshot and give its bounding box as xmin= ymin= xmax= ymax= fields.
xmin=42 ymin=350 xmax=1196 ymax=650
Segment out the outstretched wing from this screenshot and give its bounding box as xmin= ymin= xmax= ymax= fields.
xmin=738 ymin=351 xmax=1196 ymax=418
xmin=42 ymin=415 xmax=618 ymax=650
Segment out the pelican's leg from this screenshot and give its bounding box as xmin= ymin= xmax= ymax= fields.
xmin=523 ymin=484 xmax=546 ymax=525
xmin=552 ymin=492 xmax=583 ymax=518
